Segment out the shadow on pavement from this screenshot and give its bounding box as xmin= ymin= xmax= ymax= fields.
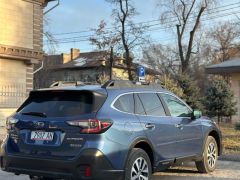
xmin=152 ymin=175 xmax=238 ymax=180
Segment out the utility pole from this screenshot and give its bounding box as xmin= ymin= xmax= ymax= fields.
xmin=109 ymin=46 xmax=114 ymax=80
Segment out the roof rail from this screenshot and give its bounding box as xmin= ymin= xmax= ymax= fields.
xmin=101 ymin=80 xmax=162 ymax=89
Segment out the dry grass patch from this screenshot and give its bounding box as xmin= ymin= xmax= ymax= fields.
xmin=220 ymin=124 xmax=240 ymax=154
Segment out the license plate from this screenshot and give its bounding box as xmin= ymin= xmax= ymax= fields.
xmin=30 ymin=131 xmax=54 ymax=141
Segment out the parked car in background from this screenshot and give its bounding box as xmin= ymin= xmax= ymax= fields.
xmin=0 ymin=80 xmax=222 ymax=180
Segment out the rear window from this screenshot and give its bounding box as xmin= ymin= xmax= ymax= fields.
xmin=18 ymin=90 xmax=105 ymax=117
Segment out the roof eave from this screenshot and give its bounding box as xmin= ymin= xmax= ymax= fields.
xmin=205 ymin=66 xmax=240 ymax=74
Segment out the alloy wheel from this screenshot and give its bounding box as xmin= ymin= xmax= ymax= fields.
xmin=207 ymin=142 xmax=217 ymax=168
xmin=131 ymin=157 xmax=149 ymax=180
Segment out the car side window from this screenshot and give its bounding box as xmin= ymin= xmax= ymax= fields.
xmin=113 ymin=94 xmax=134 ymax=114
xmin=160 ymin=93 xmax=192 ymax=117
xmin=134 ymin=94 xmax=146 ymax=115
xmin=138 ymin=93 xmax=166 ymax=116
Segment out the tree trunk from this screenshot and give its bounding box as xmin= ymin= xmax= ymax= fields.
xmin=181 ymin=61 xmax=189 ymax=74
xmin=118 ymin=0 xmax=133 ymax=81
xmin=176 ymin=25 xmax=186 ymax=73
xmin=125 ymin=49 xmax=133 ymax=80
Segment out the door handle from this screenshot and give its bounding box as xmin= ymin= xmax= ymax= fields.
xmin=175 ymin=124 xmax=183 ymax=129
xmin=145 ymin=123 xmax=155 ymax=129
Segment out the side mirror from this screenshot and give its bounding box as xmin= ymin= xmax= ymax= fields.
xmin=192 ymin=110 xmax=202 ymax=120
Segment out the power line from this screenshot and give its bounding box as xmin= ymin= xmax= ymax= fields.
xmin=50 ymin=2 xmax=240 ymax=37
xmin=45 ymin=3 xmax=240 ymax=44
xmin=45 ymin=9 xmax=240 ymax=45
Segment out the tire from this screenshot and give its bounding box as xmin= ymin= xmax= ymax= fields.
xmin=195 ymin=136 xmax=218 ymax=173
xmin=125 ymin=148 xmax=152 ymax=180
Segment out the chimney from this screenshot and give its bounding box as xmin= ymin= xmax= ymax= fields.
xmin=71 ymin=48 xmax=80 ymax=60
xmin=62 ymin=48 xmax=80 ymax=64
xmin=62 ymin=53 xmax=71 ymax=64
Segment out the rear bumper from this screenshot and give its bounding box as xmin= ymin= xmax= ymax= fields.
xmin=0 ymin=148 xmax=124 ymax=180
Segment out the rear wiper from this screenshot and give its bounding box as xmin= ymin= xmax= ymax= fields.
xmin=22 ymin=112 xmax=47 ymax=118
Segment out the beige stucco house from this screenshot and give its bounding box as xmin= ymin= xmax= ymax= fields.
xmin=206 ymin=58 xmax=240 ymax=123
xmin=0 ymin=0 xmax=53 ymax=125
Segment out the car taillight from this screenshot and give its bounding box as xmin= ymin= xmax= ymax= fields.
xmin=66 ymin=119 xmax=112 ymax=134
xmin=85 ymin=166 xmax=91 ymax=177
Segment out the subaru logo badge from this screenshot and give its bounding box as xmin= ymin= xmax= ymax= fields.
xmin=34 ymin=122 xmax=45 ymax=128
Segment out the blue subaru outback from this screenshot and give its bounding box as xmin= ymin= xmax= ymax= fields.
xmin=0 ymin=80 xmax=222 ymax=180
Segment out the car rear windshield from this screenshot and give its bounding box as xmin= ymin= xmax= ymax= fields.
xmin=17 ymin=90 xmax=105 ymax=117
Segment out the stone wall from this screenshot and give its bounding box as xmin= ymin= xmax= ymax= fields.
xmin=0 ymin=59 xmax=28 ymax=123
xmin=0 ymin=0 xmax=34 ymax=49
xmin=0 ymin=59 xmax=27 ymax=107
xmin=0 ymin=0 xmax=45 ymax=124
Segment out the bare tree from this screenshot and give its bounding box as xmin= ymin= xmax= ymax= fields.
xmin=158 ymin=0 xmax=215 ymax=73
xmin=208 ymin=21 xmax=240 ymax=62
xmin=89 ymin=20 xmax=121 ymax=51
xmin=44 ymin=17 xmax=58 ymax=55
xmin=93 ymin=0 xmax=148 ymax=80
xmin=142 ymin=44 xmax=180 ymax=76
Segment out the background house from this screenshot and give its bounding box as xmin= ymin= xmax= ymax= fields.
xmin=206 ymin=58 xmax=240 ymax=123
xmin=34 ymin=48 xmax=160 ymax=89
xmin=0 ymin=0 xmax=52 ymax=125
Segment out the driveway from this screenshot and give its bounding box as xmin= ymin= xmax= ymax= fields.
xmin=153 ymin=160 xmax=240 ymax=180
xmin=0 ymin=160 xmax=239 ymax=180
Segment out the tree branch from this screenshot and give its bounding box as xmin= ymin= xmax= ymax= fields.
xmin=185 ymin=5 xmax=207 ymax=69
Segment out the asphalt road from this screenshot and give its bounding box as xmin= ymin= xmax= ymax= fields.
xmin=0 ymin=160 xmax=239 ymax=180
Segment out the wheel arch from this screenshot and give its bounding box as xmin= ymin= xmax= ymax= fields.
xmin=126 ymin=137 xmax=155 ymax=171
xmin=204 ymin=129 xmax=222 ymax=156
xmin=208 ymin=130 xmax=221 ymax=156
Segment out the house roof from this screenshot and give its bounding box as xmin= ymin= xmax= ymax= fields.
xmin=47 ymin=50 xmax=161 ymax=75
xmin=206 ymin=58 xmax=240 ymax=74
xmin=51 ymin=51 xmax=109 ymax=69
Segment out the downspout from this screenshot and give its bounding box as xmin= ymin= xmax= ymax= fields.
xmin=34 ymin=0 xmax=60 ymax=74
xmin=33 ymin=61 xmax=44 ymax=74
xmin=44 ymin=0 xmax=60 ymax=15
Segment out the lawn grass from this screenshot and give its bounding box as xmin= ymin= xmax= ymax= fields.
xmin=220 ymin=124 xmax=240 ymax=154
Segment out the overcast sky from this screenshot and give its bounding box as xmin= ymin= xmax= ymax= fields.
xmin=44 ymin=0 xmax=240 ymax=55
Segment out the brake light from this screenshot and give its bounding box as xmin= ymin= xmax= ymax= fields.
xmin=66 ymin=119 xmax=112 ymax=134
xmin=85 ymin=166 xmax=91 ymax=177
